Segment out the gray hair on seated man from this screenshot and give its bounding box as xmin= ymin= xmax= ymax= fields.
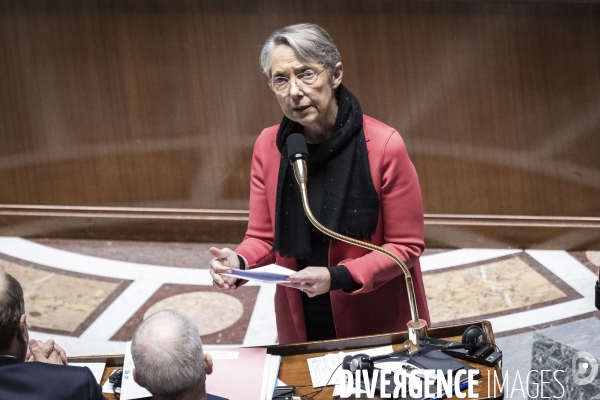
xmin=131 ymin=310 xmax=213 ymax=400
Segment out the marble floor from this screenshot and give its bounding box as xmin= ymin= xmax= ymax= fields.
xmin=1 ymin=237 xmax=599 ymax=398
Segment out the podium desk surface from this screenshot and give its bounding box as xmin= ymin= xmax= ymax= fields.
xmin=73 ymin=321 xmax=504 ymax=400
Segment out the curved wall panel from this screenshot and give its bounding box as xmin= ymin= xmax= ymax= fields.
xmin=0 ymin=1 xmax=599 ymax=246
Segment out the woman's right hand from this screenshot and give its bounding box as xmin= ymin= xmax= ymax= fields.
xmin=209 ymin=247 xmax=240 ymax=290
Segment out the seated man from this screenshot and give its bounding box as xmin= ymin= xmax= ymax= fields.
xmin=132 ymin=310 xmax=220 ymax=400
xmin=0 ymin=268 xmax=106 ymax=400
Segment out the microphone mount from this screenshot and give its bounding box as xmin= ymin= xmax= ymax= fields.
xmin=285 ymin=133 xmax=428 ymax=353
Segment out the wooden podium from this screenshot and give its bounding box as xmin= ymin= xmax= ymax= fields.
xmin=73 ymin=321 xmax=504 ymax=400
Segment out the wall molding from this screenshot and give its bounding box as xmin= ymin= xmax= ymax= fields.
xmin=424 ymin=214 xmax=600 ymax=228
xmin=0 ymin=205 xmax=249 ymax=221
xmin=1 ymin=205 xmax=599 ymax=249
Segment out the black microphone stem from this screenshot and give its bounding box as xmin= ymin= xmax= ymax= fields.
xmin=595 ymin=266 xmax=600 ymax=310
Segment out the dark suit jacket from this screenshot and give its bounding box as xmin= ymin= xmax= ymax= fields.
xmin=0 ymin=356 xmax=106 ymax=400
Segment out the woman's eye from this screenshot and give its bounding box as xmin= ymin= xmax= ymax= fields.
xmin=274 ymin=77 xmax=288 ymax=85
xmin=302 ymin=71 xmax=316 ymax=79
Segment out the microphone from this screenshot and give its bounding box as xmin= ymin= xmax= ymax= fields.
xmin=596 ymin=266 xmax=600 ymax=310
xmin=286 ymin=133 xmax=309 ymax=191
xmin=285 ymin=133 xmax=428 ymax=353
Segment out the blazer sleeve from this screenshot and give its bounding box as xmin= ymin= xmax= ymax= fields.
xmin=84 ymin=367 xmax=107 ymax=400
xmin=340 ymin=130 xmax=425 ymax=294
xmin=235 ymin=130 xmax=277 ymax=268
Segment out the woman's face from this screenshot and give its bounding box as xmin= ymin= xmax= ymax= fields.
xmin=269 ymin=45 xmax=342 ymax=133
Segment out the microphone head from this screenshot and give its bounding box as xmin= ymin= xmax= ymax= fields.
xmin=286 ymin=133 xmax=308 ymax=162
xmin=462 ymin=325 xmax=486 ymax=350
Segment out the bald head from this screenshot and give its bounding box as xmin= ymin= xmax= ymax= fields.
xmin=0 ymin=269 xmax=26 ymax=356
xmin=131 ymin=310 xmax=206 ymax=399
xmin=134 ymin=312 xmax=185 ymax=351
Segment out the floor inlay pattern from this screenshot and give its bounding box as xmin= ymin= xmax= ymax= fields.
xmin=0 ymin=255 xmax=129 ymax=335
xmin=424 ymin=252 xmax=579 ymax=325
xmin=0 ymin=237 xmax=597 ymax=359
xmin=110 ymin=284 xmax=260 ymax=344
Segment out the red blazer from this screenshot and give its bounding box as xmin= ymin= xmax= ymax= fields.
xmin=235 ymin=115 xmax=430 ymax=344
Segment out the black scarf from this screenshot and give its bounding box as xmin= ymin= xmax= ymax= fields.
xmin=272 ymin=84 xmax=380 ymax=259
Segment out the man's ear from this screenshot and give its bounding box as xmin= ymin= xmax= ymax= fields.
xmin=18 ymin=314 xmax=28 ymax=344
xmin=133 ymin=368 xmax=141 ymax=386
xmin=204 ymin=353 xmax=213 ymax=375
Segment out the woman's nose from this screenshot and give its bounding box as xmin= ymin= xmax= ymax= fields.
xmin=289 ymin=78 xmax=303 ymax=97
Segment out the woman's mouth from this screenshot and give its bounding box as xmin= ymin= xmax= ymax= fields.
xmin=293 ymin=105 xmax=311 ymax=112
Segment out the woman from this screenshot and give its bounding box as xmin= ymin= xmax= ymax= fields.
xmin=209 ymin=23 xmax=430 ymax=344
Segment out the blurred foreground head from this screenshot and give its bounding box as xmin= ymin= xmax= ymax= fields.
xmin=0 ymin=268 xmax=28 ymax=360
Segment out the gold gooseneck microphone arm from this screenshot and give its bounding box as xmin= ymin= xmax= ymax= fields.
xmin=291 ymin=158 xmax=428 ymax=353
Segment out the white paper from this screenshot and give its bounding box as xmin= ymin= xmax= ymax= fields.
xmin=307 ymin=345 xmax=394 ymax=388
xmin=307 ymin=353 xmax=345 ymax=388
xmin=70 ymin=362 xmax=106 ymax=384
xmin=265 ymin=355 xmax=282 ymax=400
xmin=259 ymin=354 xmax=271 ymax=400
xmin=120 ymin=341 xmax=152 ymax=400
xmin=102 ymin=378 xmax=117 ymax=394
xmin=221 ymin=264 xmax=296 ymax=283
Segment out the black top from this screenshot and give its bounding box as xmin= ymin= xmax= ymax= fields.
xmin=296 ymin=142 xmax=359 ymax=341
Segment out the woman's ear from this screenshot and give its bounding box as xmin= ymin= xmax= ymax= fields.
xmin=331 ymin=62 xmax=343 ymax=89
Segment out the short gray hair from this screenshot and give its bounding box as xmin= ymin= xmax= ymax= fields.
xmin=131 ymin=310 xmax=205 ymax=399
xmin=260 ymin=23 xmax=341 ymax=78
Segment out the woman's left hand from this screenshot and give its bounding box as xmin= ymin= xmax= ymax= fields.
xmin=284 ymin=267 xmax=331 ymax=297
